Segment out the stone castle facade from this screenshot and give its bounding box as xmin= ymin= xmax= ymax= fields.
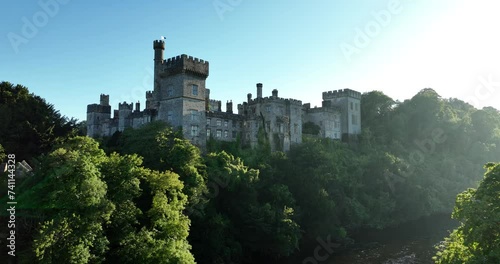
xmin=87 ymin=39 xmax=361 ymax=151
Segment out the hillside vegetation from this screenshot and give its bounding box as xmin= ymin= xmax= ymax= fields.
xmin=1 ymin=82 xmax=499 ymax=263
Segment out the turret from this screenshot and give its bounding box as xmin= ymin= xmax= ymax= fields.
xmin=153 ymin=40 xmax=165 ymax=65
xmin=86 ymin=95 xmax=111 ymax=137
xmin=100 ymin=94 xmax=109 ymax=106
xmin=272 ymin=89 xmax=278 ymax=98
xmin=256 ymin=83 xmax=263 ymax=99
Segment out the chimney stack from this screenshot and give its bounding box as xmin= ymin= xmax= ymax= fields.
xmin=226 ymin=100 xmax=233 ymax=113
xmin=135 ymin=101 xmax=140 ymax=112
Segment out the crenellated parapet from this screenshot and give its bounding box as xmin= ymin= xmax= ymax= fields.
xmin=87 ymin=104 xmax=111 ymax=114
xmin=305 ymin=105 xmax=341 ymax=113
xmin=118 ymin=102 xmax=133 ymax=111
xmin=209 ymin=99 xmax=221 ymax=111
xmin=100 ymin=94 xmax=109 ymax=106
xmin=153 ymin=40 xmax=165 ymax=50
xmin=146 ymin=91 xmax=154 ymax=99
xmin=249 ymin=96 xmax=302 ymax=106
xmin=323 ymin=89 xmax=361 ymax=100
xmin=160 ymin=54 xmax=209 ymax=78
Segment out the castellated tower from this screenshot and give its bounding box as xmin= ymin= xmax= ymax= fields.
xmin=86 ymin=38 xmax=363 ymax=152
xmin=118 ymin=102 xmax=133 ymax=131
xmin=322 ymin=89 xmax=361 ymax=141
xmin=87 ymin=94 xmax=111 ymax=137
xmin=147 ymin=39 xmax=210 ymax=147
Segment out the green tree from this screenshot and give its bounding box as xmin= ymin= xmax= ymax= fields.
xmin=110 ymin=122 xmax=207 ymax=210
xmin=14 ymin=137 xmax=196 ymax=263
xmin=0 ymin=144 xmax=5 ymax=162
xmin=190 ymin=151 xmax=300 ymax=263
xmin=21 ymin=137 xmax=115 ymax=264
xmin=434 ymin=163 xmax=500 ymax=263
xmin=0 ymin=82 xmax=78 ymax=161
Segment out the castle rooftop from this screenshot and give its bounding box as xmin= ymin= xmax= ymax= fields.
xmin=160 ymin=54 xmax=209 ymax=78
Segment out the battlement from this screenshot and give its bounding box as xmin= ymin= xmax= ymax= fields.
xmin=161 ymin=54 xmax=209 ymax=78
xmin=87 ymin=104 xmax=111 ymax=114
xmin=153 ymin=40 xmax=165 ymax=50
xmin=250 ymin=96 xmax=302 ymax=106
xmin=209 ymin=99 xmax=221 ymax=111
xmin=100 ymin=94 xmax=109 ymax=106
xmin=146 ymin=91 xmax=154 ymax=98
xmin=323 ymin=89 xmax=361 ymax=100
xmin=118 ymin=102 xmax=133 ymax=111
xmin=305 ymin=105 xmax=341 ymax=114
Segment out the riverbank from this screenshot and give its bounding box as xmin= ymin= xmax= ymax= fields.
xmin=328 ymin=213 xmax=459 ymax=263
xmin=274 ymin=213 xmax=459 ymax=264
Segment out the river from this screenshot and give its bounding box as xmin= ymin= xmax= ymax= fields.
xmin=326 ymin=213 xmax=459 ymax=264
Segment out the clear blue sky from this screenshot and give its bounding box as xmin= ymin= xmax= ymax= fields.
xmin=2 ymin=0 xmax=500 ymax=121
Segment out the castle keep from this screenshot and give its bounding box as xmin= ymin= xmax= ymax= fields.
xmin=87 ymin=39 xmax=361 ymax=151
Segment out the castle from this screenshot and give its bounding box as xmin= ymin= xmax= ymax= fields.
xmin=87 ymin=39 xmax=361 ymax=151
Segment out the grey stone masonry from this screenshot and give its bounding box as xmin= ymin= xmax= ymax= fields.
xmin=86 ymin=39 xmax=362 ymax=151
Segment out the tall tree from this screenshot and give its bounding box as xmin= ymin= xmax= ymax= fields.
xmin=0 ymin=82 xmax=78 ymax=161
xmin=434 ymin=163 xmax=500 ymax=263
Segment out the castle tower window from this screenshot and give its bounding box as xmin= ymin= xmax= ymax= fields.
xmin=191 ymin=125 xmax=199 ymax=136
xmin=350 ymin=102 xmax=353 ymax=110
xmin=206 ymin=128 xmax=211 ymax=137
xmin=266 ymin=105 xmax=271 ymax=112
xmin=352 ymin=114 xmax=358 ymax=125
xmin=216 ymin=119 xmax=221 ymax=126
xmin=224 ymin=130 xmax=228 ymax=138
xmin=207 ymin=118 xmax=211 ymax=125
xmin=355 ymin=103 xmax=359 ymax=111
xmin=192 ymin=84 xmax=198 ymax=96
xmin=224 ymin=120 xmax=228 ymax=127
xmin=216 ymin=129 xmax=222 ymax=138
xmin=167 ymin=111 xmax=173 ymax=121
xmin=191 ymin=110 xmax=198 ymax=121
xmin=167 ymin=86 xmax=173 ymax=97
xmin=232 ymin=131 xmax=237 ymax=138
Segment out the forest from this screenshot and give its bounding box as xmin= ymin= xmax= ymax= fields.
xmin=0 ymin=81 xmax=499 ymax=263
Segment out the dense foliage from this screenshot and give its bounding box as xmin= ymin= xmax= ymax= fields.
xmin=0 ymin=81 xmax=81 ymax=161
xmin=434 ymin=163 xmax=500 ymax=263
xmin=1 ymin=83 xmax=499 ymax=263
xmin=12 ymin=137 xmax=195 ymax=263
